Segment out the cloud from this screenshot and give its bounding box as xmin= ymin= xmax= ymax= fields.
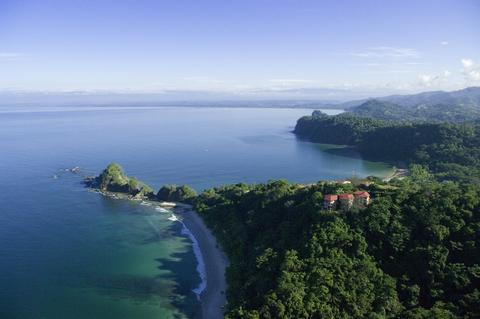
xmin=470 ymin=71 xmax=480 ymax=81
xmin=179 ymin=76 xmax=225 ymax=89
xmin=180 ymin=76 xmax=225 ymax=85
xmin=350 ymin=46 xmax=420 ymax=59
xmin=418 ymin=70 xmax=450 ymax=87
xmin=0 ymin=52 xmax=26 ymax=61
xmin=441 ymin=41 xmax=449 ymax=46
xmin=182 ymin=76 xmax=214 ymax=81
xmin=355 ymin=63 xmax=383 ymax=67
xmin=461 ymin=58 xmax=480 ymax=82
xmin=462 ymin=59 xmax=474 ymax=68
xmin=269 ymin=79 xmax=314 ymax=85
xmin=266 ymin=79 xmax=316 ymax=90
xmin=418 ymin=74 xmax=435 ymax=85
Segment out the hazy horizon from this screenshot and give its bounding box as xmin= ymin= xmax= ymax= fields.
xmin=0 ymin=86 xmax=479 ymax=108
xmin=1 ymin=0 xmax=479 ymax=100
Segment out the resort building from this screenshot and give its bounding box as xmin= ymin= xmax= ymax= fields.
xmin=338 ymin=193 xmax=354 ymax=210
xmin=354 ymin=191 xmax=371 ymax=206
xmin=323 ymin=191 xmax=371 ymax=211
xmin=323 ymin=194 xmax=338 ymax=209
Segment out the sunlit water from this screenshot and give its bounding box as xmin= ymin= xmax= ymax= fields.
xmin=0 ymin=106 xmax=391 ymax=318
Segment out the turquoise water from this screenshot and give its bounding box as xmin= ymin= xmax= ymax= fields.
xmin=0 ymin=106 xmax=391 ymax=318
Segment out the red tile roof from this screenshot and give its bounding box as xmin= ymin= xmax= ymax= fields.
xmin=324 ymin=194 xmax=338 ymax=201
xmin=354 ymin=191 xmax=370 ymax=198
xmin=338 ymin=193 xmax=354 ymax=200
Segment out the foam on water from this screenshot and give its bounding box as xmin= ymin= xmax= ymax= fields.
xmin=168 ymin=215 xmax=207 ymax=300
xmin=167 ymin=214 xmax=178 ymax=221
xmin=155 ymin=207 xmax=169 ymax=213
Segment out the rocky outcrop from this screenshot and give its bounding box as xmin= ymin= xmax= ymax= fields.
xmin=86 ymin=163 xmax=155 ymax=199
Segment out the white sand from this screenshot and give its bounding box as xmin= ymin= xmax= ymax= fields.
xmin=176 ymin=208 xmax=229 ymax=319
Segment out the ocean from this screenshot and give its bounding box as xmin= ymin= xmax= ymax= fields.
xmin=0 ymin=106 xmax=392 ymax=318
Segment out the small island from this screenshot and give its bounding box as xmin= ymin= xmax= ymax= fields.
xmin=84 ymin=162 xmax=197 ymax=203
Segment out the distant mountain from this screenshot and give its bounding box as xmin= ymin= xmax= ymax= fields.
xmin=376 ymin=87 xmax=480 ymax=108
xmin=343 ymin=87 xmax=480 ymax=122
xmin=326 ymin=86 xmax=480 ymax=109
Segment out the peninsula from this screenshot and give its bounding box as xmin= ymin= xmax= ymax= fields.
xmin=86 ymin=161 xmax=480 ymax=318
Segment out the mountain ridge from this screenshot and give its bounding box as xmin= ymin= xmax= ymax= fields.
xmin=329 ymin=86 xmax=480 ymax=110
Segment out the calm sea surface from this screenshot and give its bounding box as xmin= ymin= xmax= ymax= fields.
xmin=0 ymin=106 xmax=391 ymax=318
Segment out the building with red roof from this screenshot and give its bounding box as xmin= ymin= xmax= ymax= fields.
xmin=354 ymin=191 xmax=371 ymax=206
xmin=338 ymin=193 xmax=354 ymax=200
xmin=338 ymin=193 xmax=354 ymax=209
xmin=322 ymin=191 xmax=371 ymax=211
xmin=323 ymin=194 xmax=338 ymax=209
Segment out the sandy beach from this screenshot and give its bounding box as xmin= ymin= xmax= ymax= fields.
xmin=176 ymin=206 xmax=229 ymax=319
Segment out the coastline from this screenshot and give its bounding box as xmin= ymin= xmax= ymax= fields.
xmin=90 ymin=189 xmax=228 ymax=319
xmin=382 ymin=168 xmax=409 ymax=182
xmin=174 ymin=206 xmax=228 ymax=319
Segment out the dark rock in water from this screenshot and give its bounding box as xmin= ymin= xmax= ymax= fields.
xmin=65 ymin=166 xmax=81 ymax=173
xmin=83 ymin=176 xmax=96 ymax=187
xmin=70 ymin=166 xmax=81 ymax=173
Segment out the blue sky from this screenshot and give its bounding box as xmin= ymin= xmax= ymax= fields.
xmin=1 ymin=0 xmax=479 ymax=99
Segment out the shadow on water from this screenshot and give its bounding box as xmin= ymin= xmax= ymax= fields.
xmin=318 ymin=144 xmax=399 ymax=165
xmin=315 ymin=144 xmax=363 ymax=159
xmin=79 ymin=216 xmax=202 ymax=319
xmin=294 ymin=135 xmax=393 ymax=164
xmin=292 ymin=135 xmax=361 ymax=159
xmin=154 ymin=221 xmax=203 ymax=319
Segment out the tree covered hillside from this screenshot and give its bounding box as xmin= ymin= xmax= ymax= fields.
xmin=194 ymin=179 xmax=480 ymax=318
xmin=294 ymin=112 xmax=480 ymax=183
xmin=349 ymin=99 xmax=480 ymax=122
xmin=327 ymin=87 xmax=480 ymax=122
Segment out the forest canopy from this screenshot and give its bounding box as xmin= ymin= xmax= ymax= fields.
xmin=194 ymin=178 xmax=480 ymax=318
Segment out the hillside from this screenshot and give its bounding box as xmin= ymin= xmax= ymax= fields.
xmin=334 ymin=87 xmax=480 ymax=110
xmin=294 ymin=112 xmax=480 ymax=183
xmin=349 ymin=98 xmax=480 ymax=122
xmin=314 ymin=87 xmax=480 ymax=122
xmin=194 ymin=179 xmax=480 ymax=318
xmin=377 ymin=87 xmax=480 ymax=108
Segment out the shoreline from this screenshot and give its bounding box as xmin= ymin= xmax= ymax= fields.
xmin=174 ymin=206 xmax=228 ymax=319
xmin=382 ymin=168 xmax=409 ymax=182
xmin=90 ymin=189 xmax=228 ymax=319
